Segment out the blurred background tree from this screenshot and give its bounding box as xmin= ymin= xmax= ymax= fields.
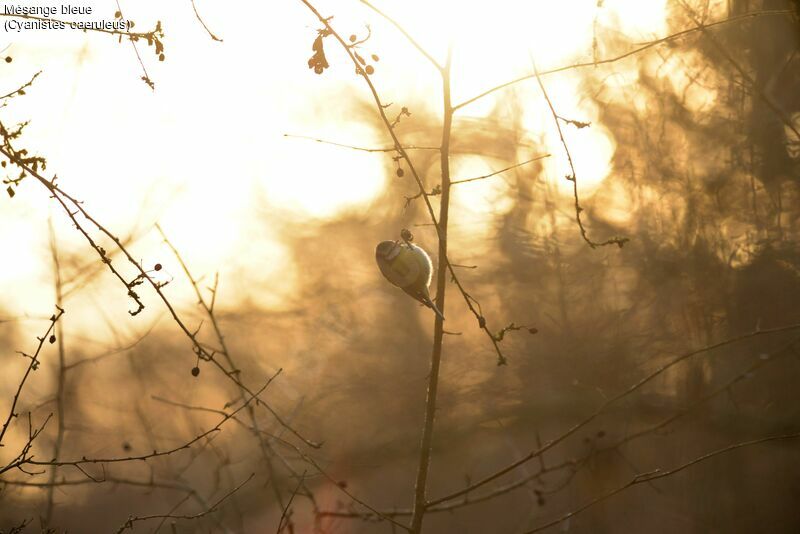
xmin=1 ymin=0 xmax=799 ymax=532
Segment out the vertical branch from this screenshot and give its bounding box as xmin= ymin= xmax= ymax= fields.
xmin=409 ymin=46 xmax=453 ymax=534
xmin=45 ymin=219 xmax=67 ymax=525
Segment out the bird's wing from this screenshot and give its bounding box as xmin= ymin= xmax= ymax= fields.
xmin=402 ymin=285 xmax=446 ymax=320
xmin=402 ymin=284 xmax=431 ymax=305
xmin=408 ymin=244 xmax=433 ymax=286
xmin=381 ymin=245 xmax=422 ymax=288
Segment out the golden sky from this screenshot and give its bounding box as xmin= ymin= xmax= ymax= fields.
xmin=0 ymin=0 xmax=700 ymax=343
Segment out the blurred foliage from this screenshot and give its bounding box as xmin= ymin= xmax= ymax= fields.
xmin=1 ymin=0 xmax=800 ymax=532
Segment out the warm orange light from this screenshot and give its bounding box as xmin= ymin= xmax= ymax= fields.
xmin=0 ymin=0 xmax=676 ymax=335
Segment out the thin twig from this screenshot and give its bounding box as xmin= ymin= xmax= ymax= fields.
xmin=115 ymin=472 xmax=254 ymax=533
xmin=677 ymin=2 xmax=800 ymax=141
xmin=297 ymin=0 xmax=518 ymax=366
xmin=0 ymin=306 xmax=64 ymax=447
xmin=284 ymin=133 xmax=439 ymax=152
xmin=531 ymin=57 xmax=628 ymax=248
xmin=522 ymin=432 xmax=800 ymax=533
xmin=359 ymin=0 xmax=442 ymax=71
xmin=157 ymin=223 xmax=306 ymax=511
xmin=151 ymin=395 xmax=410 ymax=530
xmin=113 ymin=0 xmax=155 ymax=89
xmin=453 ymin=9 xmax=795 ymax=111
xmin=428 ymin=322 xmax=800 ymax=506
xmin=276 ymin=470 xmax=306 ymax=533
xmin=4 ymin=372 xmax=280 ymax=475
xmin=0 ymin=143 xmax=320 ymax=450
xmin=0 ymin=71 xmax=41 ymax=101
xmin=189 ymin=0 xmax=222 ymax=41
xmin=451 ymin=154 xmax=551 ymax=185
xmin=44 ymin=220 xmax=67 ymax=525
xmin=62 ymin=321 xmax=160 ymax=371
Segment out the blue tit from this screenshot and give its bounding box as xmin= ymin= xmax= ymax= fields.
xmin=375 ymin=239 xmax=445 ymax=320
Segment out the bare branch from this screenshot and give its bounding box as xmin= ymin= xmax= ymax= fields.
xmin=408 ymin=43 xmax=452 ymax=534
xmin=0 ymin=71 xmax=41 ymax=101
xmin=297 ymin=0 xmax=520 ymax=366
xmin=283 ymin=134 xmax=439 ymax=156
xmin=44 ymin=221 xmax=67 ymax=525
xmin=153 ymin=395 xmax=411 ymax=531
xmin=677 ymin=2 xmax=800 ymax=141
xmin=156 ymin=223 xmax=312 ymax=509
xmin=276 ymin=470 xmax=306 ymax=533
xmin=190 ymin=0 xmax=223 ymax=41
xmin=451 ymin=154 xmax=551 ymax=185
xmin=428 ymin=323 xmax=800 ymax=506
xmin=453 ymin=9 xmax=795 ymax=111
xmin=522 ymin=432 xmax=800 ymax=533
xmin=531 ymin=58 xmax=628 ymax=248
xmin=0 ymin=306 xmax=64 ymax=447
xmin=3 ymin=371 xmax=280 ymax=476
xmin=0 ymin=139 xmax=320 ymax=449
xmin=359 ymin=0 xmax=442 ymax=71
xmin=114 ymin=472 xmax=254 ymax=533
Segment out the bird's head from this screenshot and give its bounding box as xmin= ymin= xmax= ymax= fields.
xmin=376 ymin=240 xmax=401 ymax=261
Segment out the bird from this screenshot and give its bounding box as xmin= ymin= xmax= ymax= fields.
xmin=375 ymin=231 xmax=445 ymax=320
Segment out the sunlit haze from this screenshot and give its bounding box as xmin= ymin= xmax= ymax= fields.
xmin=1 ymin=0 xmax=675 ymax=338
xmin=3 ymin=1 xmax=800 ymax=532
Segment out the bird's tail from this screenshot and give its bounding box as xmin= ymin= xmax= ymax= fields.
xmin=424 ymin=297 xmax=445 ymax=321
